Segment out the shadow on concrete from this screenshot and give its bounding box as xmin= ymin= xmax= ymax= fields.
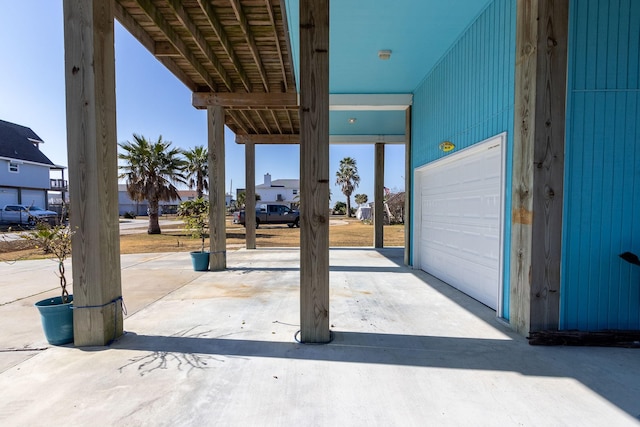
xmin=104 ymin=329 xmax=640 ymax=419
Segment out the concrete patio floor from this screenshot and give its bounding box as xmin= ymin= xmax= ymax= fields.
xmin=0 ymin=248 xmax=638 ymax=426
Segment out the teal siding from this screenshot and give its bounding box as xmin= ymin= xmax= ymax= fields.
xmin=411 ymin=0 xmax=515 ymax=316
xmin=562 ymin=0 xmax=640 ymax=330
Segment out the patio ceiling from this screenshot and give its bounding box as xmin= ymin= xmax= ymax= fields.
xmin=114 ymin=0 xmax=492 ymax=143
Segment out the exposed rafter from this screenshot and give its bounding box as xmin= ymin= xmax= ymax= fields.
xmin=166 ymin=0 xmax=235 ymax=91
xmin=270 ymin=110 xmax=283 ymax=134
xmin=227 ymin=110 xmax=249 ymax=134
xmin=255 ymin=111 xmax=271 ymax=134
xmin=135 ymin=0 xmax=218 ymax=91
xmin=196 ymin=0 xmax=252 ymax=93
xmin=113 ymin=1 xmax=197 ymax=91
xmin=153 ymin=41 xmax=180 ymax=57
xmin=238 ymin=110 xmax=259 ymax=134
xmin=229 ymin=0 xmax=270 ymax=92
xmin=265 ymin=0 xmax=289 ymax=92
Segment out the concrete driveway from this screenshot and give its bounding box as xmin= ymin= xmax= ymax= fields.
xmin=0 ymin=248 xmax=638 ymax=426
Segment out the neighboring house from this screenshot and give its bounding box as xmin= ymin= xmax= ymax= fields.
xmin=118 ymin=185 xmax=233 ymax=215
xmin=0 ymin=119 xmax=66 ymax=209
xmin=255 ymin=173 xmax=299 ymax=206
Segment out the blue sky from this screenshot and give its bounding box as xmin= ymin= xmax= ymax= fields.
xmin=0 ymin=2 xmax=405 ymax=204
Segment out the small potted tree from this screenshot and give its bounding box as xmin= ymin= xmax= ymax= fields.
xmin=177 ymin=197 xmax=210 ymax=271
xmin=20 ymin=224 xmax=75 ymax=345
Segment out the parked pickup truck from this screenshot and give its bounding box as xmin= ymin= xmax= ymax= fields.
xmin=233 ymin=204 xmax=300 ymax=228
xmin=0 ymin=204 xmax=58 ymax=227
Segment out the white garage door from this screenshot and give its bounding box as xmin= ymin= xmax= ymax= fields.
xmin=414 ymin=133 xmax=505 ymax=312
xmin=21 ymin=190 xmax=47 ymax=209
xmin=0 ymin=188 xmax=19 ymax=207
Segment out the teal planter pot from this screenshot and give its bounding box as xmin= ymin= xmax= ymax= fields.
xmin=35 ymin=296 xmax=74 ymax=345
xmin=190 ymin=251 xmax=210 ymax=271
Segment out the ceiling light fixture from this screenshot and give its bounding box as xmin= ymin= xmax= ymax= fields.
xmin=378 ymin=49 xmax=392 ymax=60
xmin=348 ymin=118 xmax=357 ymax=124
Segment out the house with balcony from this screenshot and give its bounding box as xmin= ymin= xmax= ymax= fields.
xmin=0 ymin=119 xmax=66 ymax=209
xmin=255 ymin=173 xmax=299 ymax=207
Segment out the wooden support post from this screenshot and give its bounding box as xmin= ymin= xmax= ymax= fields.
xmin=63 ymin=0 xmax=123 ymax=346
xmin=245 ymin=140 xmax=256 ymax=249
xmin=374 ymin=143 xmax=385 ymax=248
xmin=404 ymin=107 xmax=412 ymax=265
xmin=208 ymin=105 xmax=227 ymax=270
xmin=511 ymin=0 xmax=568 ymax=335
xmin=299 ymin=0 xmax=330 ymax=343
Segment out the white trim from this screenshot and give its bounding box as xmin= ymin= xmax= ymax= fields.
xmin=0 ymin=156 xmax=58 ymax=168
xmin=329 ymin=94 xmax=413 ymax=111
xmin=329 ymin=135 xmax=405 ymax=145
xmin=413 ymin=132 xmax=506 ymax=317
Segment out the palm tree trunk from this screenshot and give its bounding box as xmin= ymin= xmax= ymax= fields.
xmin=148 ymin=200 xmax=162 ymax=234
xmin=346 ymin=196 xmax=351 ymax=218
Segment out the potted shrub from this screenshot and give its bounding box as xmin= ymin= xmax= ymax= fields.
xmin=177 ymin=197 xmax=210 ymax=271
xmin=19 ymin=224 xmax=75 ymax=345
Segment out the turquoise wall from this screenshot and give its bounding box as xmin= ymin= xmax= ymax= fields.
xmin=562 ymin=0 xmax=640 ymax=330
xmin=411 ymin=0 xmax=515 ymax=316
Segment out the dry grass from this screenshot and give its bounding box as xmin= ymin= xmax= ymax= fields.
xmin=0 ymin=216 xmax=405 ymax=261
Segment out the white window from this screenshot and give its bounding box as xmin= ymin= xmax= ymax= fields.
xmin=8 ymin=162 xmax=19 ymax=173
xmin=292 ymin=189 xmax=298 ymax=195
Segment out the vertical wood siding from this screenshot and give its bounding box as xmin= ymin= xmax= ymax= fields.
xmin=412 ymin=0 xmax=515 ymax=316
xmin=562 ymin=0 xmax=640 ymax=330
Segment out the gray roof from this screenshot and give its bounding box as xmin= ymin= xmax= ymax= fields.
xmin=0 ymin=119 xmax=54 ymax=166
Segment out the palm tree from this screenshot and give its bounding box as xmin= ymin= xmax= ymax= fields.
xmin=355 ymin=193 xmax=368 ymax=206
xmin=183 ymin=145 xmax=209 ymax=198
xmin=118 ymin=134 xmax=187 ymax=234
xmin=335 ymin=157 xmax=360 ymax=217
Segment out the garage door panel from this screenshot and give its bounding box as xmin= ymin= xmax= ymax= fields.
xmin=415 ymin=134 xmax=505 ymax=311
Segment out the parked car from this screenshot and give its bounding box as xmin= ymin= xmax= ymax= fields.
xmin=233 ymin=204 xmax=300 ymax=228
xmin=0 ymin=204 xmax=58 ymax=226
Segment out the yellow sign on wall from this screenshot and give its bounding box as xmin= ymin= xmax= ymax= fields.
xmin=439 ymin=141 xmax=455 ymax=152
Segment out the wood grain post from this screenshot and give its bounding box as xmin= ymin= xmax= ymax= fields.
xmin=374 ymin=143 xmax=385 ymax=248
xmin=208 ymin=105 xmax=227 ymax=270
xmin=245 ymin=140 xmax=256 ymax=248
xmin=404 ymin=107 xmax=412 ymax=265
xmin=510 ymin=0 xmax=568 ymax=335
xmin=63 ymin=0 xmax=123 ymax=346
xmin=299 ymin=0 xmax=330 ymax=343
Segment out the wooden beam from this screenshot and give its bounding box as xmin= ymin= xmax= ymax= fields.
xmin=193 ymin=92 xmax=297 ymax=109
xmin=166 ymin=0 xmax=237 ymax=92
xmin=112 ymin=1 xmax=197 ymax=91
xmin=135 ymin=0 xmax=218 ymax=91
xmin=255 ymin=111 xmax=271 ymax=134
xmin=227 ymin=110 xmax=249 ymax=134
xmin=63 ymin=0 xmax=123 ymax=346
xmin=208 ymin=105 xmax=227 ymax=270
xmin=279 ymin=0 xmax=297 ymax=91
xmin=265 ymin=0 xmax=289 ymax=92
xmin=245 ymin=141 xmax=256 ymax=249
xmin=238 ymin=110 xmax=259 ymax=134
xmin=229 ymin=0 xmax=270 ymax=91
xmin=510 ymin=0 xmax=568 ymax=335
xmin=196 ymin=0 xmax=252 ymax=92
xmin=299 ymin=0 xmax=330 ymax=343
xmin=374 ymin=143 xmax=385 ymax=248
xmin=270 ymin=110 xmax=283 ymax=134
xmin=235 ymin=134 xmax=300 ymax=145
xmin=404 ymin=106 xmax=412 ymax=265
xmin=153 ymin=41 xmax=179 ymax=57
